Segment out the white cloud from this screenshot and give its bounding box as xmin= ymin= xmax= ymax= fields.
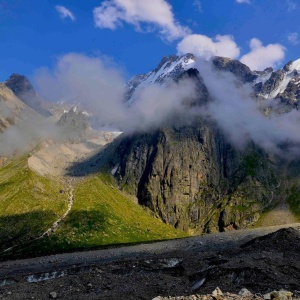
xmin=34 ymin=53 xmax=198 ymax=132
xmin=177 ymin=34 xmax=240 ymax=60
xmin=55 ymin=5 xmax=76 ymax=22
xmin=240 ymin=38 xmax=286 ymax=70
xmin=287 ymin=0 xmax=297 ymax=11
xmin=195 ymin=59 xmax=300 ymax=157
xmin=235 ymin=0 xmax=251 ymax=3
xmin=288 ymin=32 xmax=299 ymax=45
xmin=93 ymin=0 xmax=190 ymax=41
xmin=193 ymin=0 xmax=203 ymax=12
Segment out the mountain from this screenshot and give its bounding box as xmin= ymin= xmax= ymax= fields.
xmin=211 ymin=56 xmax=300 ymax=111
xmin=98 ymin=54 xmax=300 ymax=234
xmin=56 ymin=107 xmax=90 ymax=141
xmin=126 ymin=53 xmax=196 ymax=104
xmin=5 ymin=74 xmax=52 ymax=117
xmin=0 ymin=82 xmax=40 ymax=133
xmin=2 ymin=53 xmax=300 ymax=260
xmin=0 ymin=76 xmax=187 ymax=260
xmin=254 ymin=60 xmax=300 ymax=110
xmin=211 ymin=56 xmax=258 ymax=83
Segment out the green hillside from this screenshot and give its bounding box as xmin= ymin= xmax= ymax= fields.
xmin=0 ymin=156 xmax=68 ymax=254
xmin=0 ymin=156 xmax=187 ymax=260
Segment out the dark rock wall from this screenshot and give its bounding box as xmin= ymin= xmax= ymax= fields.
xmin=109 ymin=119 xmax=280 ymax=234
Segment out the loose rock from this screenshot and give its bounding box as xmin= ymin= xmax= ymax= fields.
xmin=238 ymin=288 xmax=253 ymax=297
xmin=49 ymin=291 xmax=57 ymax=299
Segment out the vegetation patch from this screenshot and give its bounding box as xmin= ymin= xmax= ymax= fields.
xmin=0 ymin=158 xmax=187 ymax=260
xmin=287 ymin=185 xmax=300 ymax=217
xmin=0 ymin=156 xmax=68 ymax=253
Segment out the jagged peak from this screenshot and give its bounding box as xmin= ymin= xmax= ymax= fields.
xmin=211 ymin=56 xmax=257 ymax=83
xmin=5 ymin=73 xmax=35 ymax=95
xmin=154 ymin=53 xmax=196 ymax=73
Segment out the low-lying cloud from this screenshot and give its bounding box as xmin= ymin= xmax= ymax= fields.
xmin=34 ymin=53 xmax=198 ymax=132
xmin=0 ymin=116 xmax=59 ymax=156
xmin=4 ymin=52 xmax=300 ymax=158
xmin=35 ymin=53 xmax=126 ymax=125
xmin=195 ymin=59 xmax=300 ymax=157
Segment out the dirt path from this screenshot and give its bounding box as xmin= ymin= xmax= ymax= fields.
xmin=0 ymin=179 xmax=75 ymax=254
xmin=42 ymin=180 xmax=74 ymax=237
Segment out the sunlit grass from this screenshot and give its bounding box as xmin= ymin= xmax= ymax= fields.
xmin=0 ymin=156 xmax=187 ymax=260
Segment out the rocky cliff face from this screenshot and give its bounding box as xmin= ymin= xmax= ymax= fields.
xmin=109 ymin=120 xmax=279 ymax=234
xmin=100 ymin=54 xmax=286 ymax=234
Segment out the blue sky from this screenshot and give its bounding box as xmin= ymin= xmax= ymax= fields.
xmin=1 ymin=0 xmax=300 ymax=82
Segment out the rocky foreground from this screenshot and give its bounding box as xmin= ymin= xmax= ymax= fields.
xmin=153 ymin=287 xmax=297 ymax=300
xmin=1 ymin=225 xmax=300 ymax=299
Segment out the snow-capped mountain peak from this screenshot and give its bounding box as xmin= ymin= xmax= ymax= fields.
xmin=256 ymin=60 xmax=300 ymax=101
xmin=126 ymin=53 xmax=196 ymax=105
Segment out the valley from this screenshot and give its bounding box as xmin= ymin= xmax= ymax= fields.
xmin=4 ymin=1 xmax=300 ymax=298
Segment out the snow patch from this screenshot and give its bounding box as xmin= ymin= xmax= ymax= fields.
xmin=127 ymin=55 xmax=196 ymax=105
xmin=291 ymin=58 xmax=300 ymax=72
xmin=254 ymin=72 xmax=272 ymax=85
xmin=26 ymin=271 xmax=65 ymax=283
xmin=111 ymin=163 xmax=119 ymax=176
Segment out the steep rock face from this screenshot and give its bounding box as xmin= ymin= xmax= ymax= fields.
xmin=5 ymin=74 xmax=51 ymax=117
xmin=277 ymin=74 xmax=300 ymax=109
xmin=109 ymin=120 xmax=279 ymax=233
xmin=259 ymin=69 xmax=286 ymax=97
xmin=254 ymin=60 xmax=300 ymax=101
xmin=211 ymin=56 xmax=258 ymax=83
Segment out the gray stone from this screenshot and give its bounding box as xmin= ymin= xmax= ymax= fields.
xmin=49 ymin=292 xmax=57 ymax=299
xmin=238 ymin=288 xmax=253 ymax=296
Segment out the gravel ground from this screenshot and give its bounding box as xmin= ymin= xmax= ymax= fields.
xmin=1 ymin=223 xmax=300 ymax=300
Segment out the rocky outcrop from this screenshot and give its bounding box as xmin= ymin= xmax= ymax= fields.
xmin=57 ymin=108 xmax=90 ymax=141
xmin=211 ymin=57 xmax=258 ymax=83
xmin=5 ymin=74 xmax=51 ymax=117
xmin=108 ymin=120 xmax=279 ymax=234
xmin=153 ymin=288 xmax=294 ymax=300
xmin=277 ymin=73 xmax=300 ymax=109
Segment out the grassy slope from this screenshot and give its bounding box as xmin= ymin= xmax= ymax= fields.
xmin=0 ymin=157 xmax=187 ymax=260
xmin=0 ymin=156 xmax=68 ymax=253
xmin=58 ymin=174 xmax=187 ymax=245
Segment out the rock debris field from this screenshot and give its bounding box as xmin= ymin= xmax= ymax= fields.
xmin=1 ymin=224 xmax=300 ymax=299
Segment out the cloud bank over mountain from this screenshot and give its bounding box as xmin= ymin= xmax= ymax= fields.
xmin=32 ymin=51 xmax=300 ymax=158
